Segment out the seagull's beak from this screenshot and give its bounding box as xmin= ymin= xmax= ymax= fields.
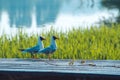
xmin=40 ymin=36 xmax=46 ymax=40
xmin=42 ymin=37 xmax=46 ymax=40
xmin=56 ymin=37 xmax=59 ymax=39
xmin=53 ymin=36 xmax=59 ymax=40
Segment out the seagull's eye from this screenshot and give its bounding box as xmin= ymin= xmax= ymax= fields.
xmin=40 ymin=37 xmax=43 ymax=40
xmin=53 ymin=36 xmax=55 ymax=39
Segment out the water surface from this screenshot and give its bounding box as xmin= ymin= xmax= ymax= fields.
xmin=0 ymin=0 xmax=119 ymax=36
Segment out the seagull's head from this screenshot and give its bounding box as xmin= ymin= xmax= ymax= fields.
xmin=53 ymin=36 xmax=59 ymax=40
xmin=40 ymin=36 xmax=46 ymax=41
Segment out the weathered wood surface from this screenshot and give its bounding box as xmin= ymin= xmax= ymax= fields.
xmin=0 ymin=59 xmax=120 ymax=80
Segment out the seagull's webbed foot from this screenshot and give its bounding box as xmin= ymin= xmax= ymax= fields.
xmin=69 ymin=59 xmax=74 ymax=66
xmin=81 ymin=60 xmax=86 ymax=64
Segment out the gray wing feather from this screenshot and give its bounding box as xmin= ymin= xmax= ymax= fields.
xmin=24 ymin=45 xmax=39 ymax=53
xmin=38 ymin=47 xmax=51 ymax=54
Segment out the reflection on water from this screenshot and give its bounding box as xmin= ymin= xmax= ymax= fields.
xmin=0 ymin=0 xmax=60 ymax=27
xmin=0 ymin=0 xmax=119 ymax=36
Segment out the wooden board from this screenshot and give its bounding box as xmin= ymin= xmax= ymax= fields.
xmin=0 ymin=59 xmax=120 ymax=80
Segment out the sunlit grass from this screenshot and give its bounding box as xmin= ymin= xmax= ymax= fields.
xmin=0 ymin=24 xmax=120 ymax=60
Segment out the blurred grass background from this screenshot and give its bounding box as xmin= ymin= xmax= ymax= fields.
xmin=0 ymin=24 xmax=120 ymax=60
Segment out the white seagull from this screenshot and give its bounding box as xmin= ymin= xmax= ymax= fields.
xmin=19 ymin=36 xmax=46 ymax=58
xmin=38 ymin=36 xmax=59 ymax=59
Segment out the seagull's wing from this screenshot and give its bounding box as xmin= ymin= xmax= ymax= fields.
xmin=27 ymin=45 xmax=39 ymax=52
xmin=38 ymin=46 xmax=51 ymax=54
xmin=20 ymin=45 xmax=39 ymax=53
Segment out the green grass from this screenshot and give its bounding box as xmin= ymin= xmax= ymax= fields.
xmin=0 ymin=24 xmax=120 ymax=60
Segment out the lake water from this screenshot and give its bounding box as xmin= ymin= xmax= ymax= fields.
xmin=0 ymin=0 xmax=119 ymax=36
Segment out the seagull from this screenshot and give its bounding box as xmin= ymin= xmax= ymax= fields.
xmin=19 ymin=36 xmax=46 ymax=58
xmin=38 ymin=36 xmax=59 ymax=60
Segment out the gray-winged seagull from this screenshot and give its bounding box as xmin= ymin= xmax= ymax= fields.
xmin=38 ymin=36 xmax=59 ymax=59
xmin=19 ymin=36 xmax=45 ymax=58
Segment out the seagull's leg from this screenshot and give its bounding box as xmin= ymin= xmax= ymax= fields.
xmin=31 ymin=53 xmax=34 ymax=59
xmin=48 ymin=54 xmax=51 ymax=60
xmin=34 ymin=54 xmax=38 ymax=59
